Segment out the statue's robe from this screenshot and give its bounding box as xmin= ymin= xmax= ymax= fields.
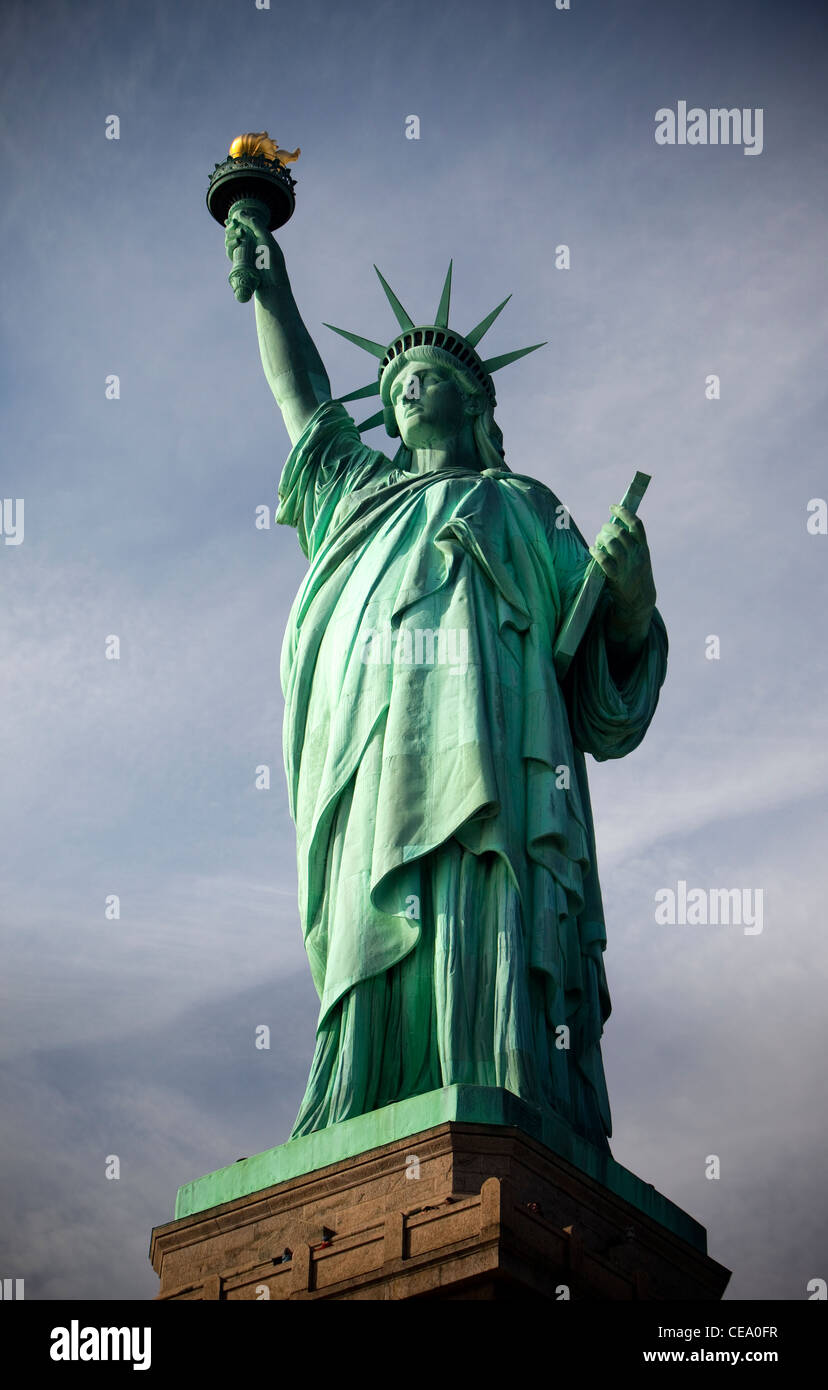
xmin=276 ymin=401 xmax=668 ymax=1148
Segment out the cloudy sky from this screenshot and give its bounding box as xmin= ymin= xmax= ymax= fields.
xmin=1 ymin=0 xmax=826 ymax=1300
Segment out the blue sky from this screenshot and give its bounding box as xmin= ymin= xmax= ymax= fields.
xmin=1 ymin=0 xmax=826 ymax=1299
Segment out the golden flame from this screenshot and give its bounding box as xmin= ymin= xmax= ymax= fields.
xmin=228 ymin=132 xmax=301 ymax=166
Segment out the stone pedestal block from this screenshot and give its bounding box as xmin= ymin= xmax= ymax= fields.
xmin=150 ymin=1114 xmax=730 ymax=1301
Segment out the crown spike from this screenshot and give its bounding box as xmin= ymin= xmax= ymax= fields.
xmin=434 ymin=260 xmax=453 ymax=329
xmin=337 ymin=381 xmax=382 ymax=404
xmin=374 ymin=267 xmax=415 ymax=331
xmin=323 ymin=323 xmax=387 ymax=358
xmin=481 ymin=342 xmax=547 ymax=374
xmin=465 ymin=295 xmax=512 ymax=349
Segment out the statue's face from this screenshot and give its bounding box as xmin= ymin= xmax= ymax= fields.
xmin=390 ymin=361 xmax=468 ymax=447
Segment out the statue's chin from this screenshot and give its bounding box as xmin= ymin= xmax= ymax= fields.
xmin=400 ymin=427 xmax=426 ymax=449
xmin=400 ymin=423 xmax=449 ymax=450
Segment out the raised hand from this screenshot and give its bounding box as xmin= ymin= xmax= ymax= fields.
xmin=224 ymin=211 xmax=286 ymax=297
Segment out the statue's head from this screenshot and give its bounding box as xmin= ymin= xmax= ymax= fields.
xmin=386 ymin=349 xmax=506 ymax=471
xmin=324 ymin=262 xmax=545 ymax=472
xmin=389 ymin=354 xmax=482 ymax=447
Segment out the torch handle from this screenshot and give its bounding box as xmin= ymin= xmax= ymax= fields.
xmin=226 ymin=196 xmax=271 ymax=304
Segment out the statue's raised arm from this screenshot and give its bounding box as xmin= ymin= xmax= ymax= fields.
xmin=225 ymin=211 xmax=331 ymax=445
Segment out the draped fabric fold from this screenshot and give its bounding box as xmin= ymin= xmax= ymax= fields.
xmin=276 ymin=401 xmax=668 ymax=1147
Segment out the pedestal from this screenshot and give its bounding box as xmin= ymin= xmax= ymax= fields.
xmin=150 ymin=1088 xmax=730 ymax=1301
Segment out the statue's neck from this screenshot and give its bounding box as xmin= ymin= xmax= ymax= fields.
xmin=406 ymin=422 xmax=480 ymax=475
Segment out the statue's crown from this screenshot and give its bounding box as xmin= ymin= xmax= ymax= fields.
xmin=325 ymin=263 xmax=546 ymax=436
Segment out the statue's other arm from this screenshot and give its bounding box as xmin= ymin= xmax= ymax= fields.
xmin=542 ymin=493 xmax=667 ymax=759
xmin=589 ymin=503 xmax=657 ymax=685
xmin=225 ymin=212 xmax=331 ymax=445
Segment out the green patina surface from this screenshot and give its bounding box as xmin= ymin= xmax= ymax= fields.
xmin=206 ymin=202 xmax=670 ymax=1191
xmin=175 ymin=1085 xmax=705 ymax=1253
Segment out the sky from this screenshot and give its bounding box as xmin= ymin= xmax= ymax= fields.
xmin=1 ymin=0 xmax=826 ymax=1302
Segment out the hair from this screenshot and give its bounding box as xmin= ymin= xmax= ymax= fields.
xmin=382 ymin=346 xmax=509 ymax=473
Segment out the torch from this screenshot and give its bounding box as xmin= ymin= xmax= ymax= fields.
xmin=206 ymin=132 xmax=300 ymax=302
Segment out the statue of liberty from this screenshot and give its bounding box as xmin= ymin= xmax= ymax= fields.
xmin=224 ymin=210 xmax=668 ymax=1154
